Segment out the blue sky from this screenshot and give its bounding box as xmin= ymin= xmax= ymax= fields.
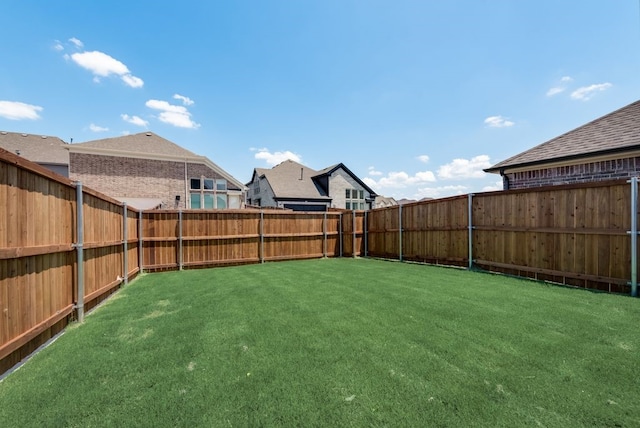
xmin=2 ymin=1 xmax=640 ymax=200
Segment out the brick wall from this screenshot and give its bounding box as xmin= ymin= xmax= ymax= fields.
xmin=70 ymin=153 xmax=238 ymax=209
xmin=505 ymin=156 xmax=640 ymax=190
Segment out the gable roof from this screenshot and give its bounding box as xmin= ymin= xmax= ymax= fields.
xmin=0 ymin=131 xmax=69 ymax=165
xmin=485 ymin=99 xmax=640 ymax=173
xmin=312 ymin=163 xmax=377 ymax=196
xmin=256 ymin=160 xmax=329 ymax=200
xmin=68 ymin=131 xmax=245 ymax=190
xmin=70 ymin=131 xmax=199 ymax=158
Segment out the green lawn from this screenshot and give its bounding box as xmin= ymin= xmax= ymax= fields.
xmin=1 ymin=258 xmax=639 ymax=427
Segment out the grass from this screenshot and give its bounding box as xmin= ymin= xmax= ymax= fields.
xmin=1 ymin=258 xmax=639 ymax=427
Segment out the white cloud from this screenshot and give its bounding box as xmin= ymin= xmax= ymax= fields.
xmin=121 ymin=74 xmax=144 ymax=88
xmin=0 ymin=100 xmax=43 ymax=120
xmin=145 ymin=99 xmax=199 ymax=129
xmin=254 ymin=148 xmax=302 ymax=166
xmin=368 ymin=166 xmax=383 ymax=176
xmin=546 ymin=75 xmax=574 ymax=97
xmin=437 ymin=155 xmax=491 ymax=180
xmin=414 ymin=185 xmax=468 ymax=199
xmin=570 ymin=82 xmax=612 ymax=101
xmin=69 ymin=37 xmax=84 ymax=48
xmin=70 ymin=50 xmax=144 ymax=88
xmin=482 ymin=180 xmax=503 ymax=192
xmin=173 ymin=94 xmax=194 ymax=106
xmin=484 ymin=115 xmax=514 ymax=128
xmin=546 ymin=87 xmax=565 ymax=97
xmin=365 ymin=170 xmax=437 ymax=189
xmin=121 ymin=114 xmax=148 ymax=127
xmin=53 ymin=40 xmax=64 ymax=51
xmin=417 ymin=155 xmax=430 ymax=163
xmin=89 ymin=123 xmax=108 ymax=132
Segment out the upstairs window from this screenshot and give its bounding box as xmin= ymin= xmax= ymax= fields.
xmin=190 ymin=177 xmax=228 ymax=209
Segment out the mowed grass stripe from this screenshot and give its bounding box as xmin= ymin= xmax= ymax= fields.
xmin=0 ymin=258 xmax=638 ymax=427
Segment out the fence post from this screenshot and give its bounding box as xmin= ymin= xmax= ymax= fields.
xmin=323 ymin=211 xmax=327 ymax=258
xmin=138 ymin=211 xmax=143 ymax=273
xmin=122 ymin=202 xmax=128 ymax=285
xmin=178 ymin=210 xmax=183 ymax=270
xmin=352 ymin=210 xmax=357 ymax=258
xmin=364 ymin=210 xmax=368 ymax=257
xmin=339 ymin=213 xmax=343 ymax=257
xmin=629 ymin=178 xmax=638 ymax=297
xmin=260 ymin=210 xmax=264 ymax=263
xmin=398 ymin=204 xmax=403 ymax=262
xmin=468 ymin=193 xmax=474 ymax=270
xmin=74 ymin=182 xmax=85 ymax=323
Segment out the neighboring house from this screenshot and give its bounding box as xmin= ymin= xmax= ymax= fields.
xmin=374 ymin=195 xmax=398 ymax=208
xmin=485 ymin=99 xmax=640 ymax=190
xmin=0 ymin=131 xmax=70 ymax=177
xmin=246 ymin=160 xmax=377 ymax=211
xmin=67 ymin=132 xmax=245 ymax=210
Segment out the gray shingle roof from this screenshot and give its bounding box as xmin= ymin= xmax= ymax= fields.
xmin=259 ymin=160 xmax=329 ymax=200
xmin=486 ymin=99 xmax=640 ymax=172
xmin=72 ymin=132 xmax=198 ymax=157
xmin=0 ymin=131 xmax=69 ymax=164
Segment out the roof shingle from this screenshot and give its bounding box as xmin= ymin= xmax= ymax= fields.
xmin=486 ymin=99 xmax=640 ymax=172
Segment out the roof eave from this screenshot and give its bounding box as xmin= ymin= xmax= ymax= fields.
xmin=485 ymin=145 xmax=640 ymax=174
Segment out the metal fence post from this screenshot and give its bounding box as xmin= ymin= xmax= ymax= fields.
xmin=352 ymin=210 xmax=357 ymax=258
xmin=75 ymin=182 xmax=85 ymax=323
xmin=138 ymin=210 xmax=143 ymax=273
xmin=178 ymin=210 xmax=183 ymax=270
xmin=468 ymin=193 xmax=474 ymax=270
xmin=339 ymin=213 xmax=343 ymax=257
xmin=364 ymin=210 xmax=368 ymax=257
xmin=323 ymin=211 xmax=327 ymax=258
xmin=260 ymin=210 xmax=264 ymax=263
xmin=399 ymin=204 xmax=403 ymax=262
xmin=629 ymin=178 xmax=638 ymax=297
xmin=123 ymin=202 xmax=128 ymax=285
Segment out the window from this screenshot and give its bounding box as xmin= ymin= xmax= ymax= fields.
xmin=345 ymin=187 xmax=366 ymax=210
xmin=190 ymin=193 xmax=201 ymax=209
xmin=203 ymin=194 xmax=214 ymax=209
xmin=190 ymin=176 xmax=229 ymax=209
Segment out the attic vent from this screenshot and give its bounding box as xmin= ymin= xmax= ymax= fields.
xmin=146 ymin=132 xmax=152 ymax=136
xmin=41 ymin=135 xmax=47 ymax=139
xmin=21 ymin=133 xmax=27 ymax=137
xmin=0 ymin=131 xmax=7 ymax=135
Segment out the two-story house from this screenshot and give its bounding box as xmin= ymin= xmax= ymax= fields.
xmin=246 ymin=160 xmax=377 ymax=211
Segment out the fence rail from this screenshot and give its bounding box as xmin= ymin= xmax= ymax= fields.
xmin=2 ymin=147 xmax=639 ymax=376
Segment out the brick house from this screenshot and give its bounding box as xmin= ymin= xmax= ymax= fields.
xmin=68 ymin=132 xmax=245 ymax=209
xmin=485 ymin=99 xmax=640 ymax=189
xmin=246 ymin=159 xmax=377 ymax=211
xmin=0 ymin=131 xmax=70 ymax=177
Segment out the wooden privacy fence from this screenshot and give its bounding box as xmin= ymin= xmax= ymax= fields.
xmin=140 ymin=210 xmax=342 ymax=271
xmin=3 ymin=146 xmax=640 ymax=376
xmin=0 ymin=149 xmax=141 ymax=374
xmin=367 ymin=179 xmax=640 ymax=295
xmin=0 ymin=149 xmax=346 ymax=374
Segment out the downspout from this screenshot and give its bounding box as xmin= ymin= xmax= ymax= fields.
xmin=184 ymin=159 xmax=188 ymax=209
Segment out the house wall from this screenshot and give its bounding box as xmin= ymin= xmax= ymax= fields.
xmin=70 ymin=153 xmax=241 ymax=209
xmin=247 ymin=175 xmax=277 ymax=207
xmin=504 ymin=156 xmax=640 ymax=190
xmin=329 ymin=169 xmax=373 ymax=210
